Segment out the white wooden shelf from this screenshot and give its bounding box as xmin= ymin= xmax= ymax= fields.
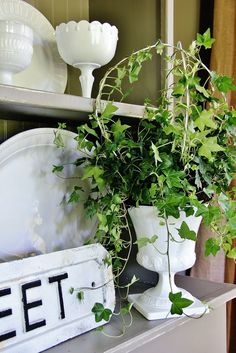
xmin=0 ymin=85 xmax=144 ymax=122
xmin=45 ymin=275 xmax=236 ymax=353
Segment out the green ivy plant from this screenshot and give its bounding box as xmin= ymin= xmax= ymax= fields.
xmin=54 ymin=29 xmax=236 ymax=320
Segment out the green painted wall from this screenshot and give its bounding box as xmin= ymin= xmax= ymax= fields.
xmin=89 ymin=0 xmax=161 ymax=105
xmin=174 ymin=0 xmax=200 ymax=48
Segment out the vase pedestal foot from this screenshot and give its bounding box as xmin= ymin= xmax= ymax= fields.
xmin=128 ymin=289 xmax=209 ymax=320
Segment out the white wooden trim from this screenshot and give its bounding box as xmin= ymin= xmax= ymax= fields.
xmin=160 ymin=0 xmax=174 ymax=91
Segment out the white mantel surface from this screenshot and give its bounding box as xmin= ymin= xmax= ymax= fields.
xmin=44 ymin=275 xmax=236 ymax=353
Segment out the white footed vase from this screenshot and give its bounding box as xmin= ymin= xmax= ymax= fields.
xmin=128 ymin=206 xmax=208 ymax=320
xmin=55 ymin=20 xmax=118 ymax=98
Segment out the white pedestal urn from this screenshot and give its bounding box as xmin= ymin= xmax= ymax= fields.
xmin=128 ymin=206 xmax=208 ymax=320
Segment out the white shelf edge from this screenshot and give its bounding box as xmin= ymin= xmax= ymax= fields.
xmin=0 ymin=85 xmax=144 ymax=121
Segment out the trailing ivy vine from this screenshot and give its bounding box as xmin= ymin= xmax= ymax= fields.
xmin=54 ymin=29 xmax=236 ymax=320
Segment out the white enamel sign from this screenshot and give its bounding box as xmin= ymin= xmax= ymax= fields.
xmin=0 ymin=244 xmax=115 ymax=352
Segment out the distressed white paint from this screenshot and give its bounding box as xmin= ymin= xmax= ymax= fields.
xmin=0 ymin=244 xmax=115 ymax=353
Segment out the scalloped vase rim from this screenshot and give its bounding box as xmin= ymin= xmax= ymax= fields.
xmin=56 ymin=20 xmax=118 ymax=34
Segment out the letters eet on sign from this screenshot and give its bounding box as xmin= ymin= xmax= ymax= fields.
xmin=0 ymin=245 xmax=115 ymax=352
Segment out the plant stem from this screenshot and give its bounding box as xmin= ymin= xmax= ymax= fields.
xmin=113 ymin=203 xmax=133 ymax=279
xmin=178 ymin=41 xmax=190 ymax=161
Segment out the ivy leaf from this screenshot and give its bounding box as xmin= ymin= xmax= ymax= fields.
xmin=172 ymin=82 xmax=185 ymax=97
xmin=102 ymin=102 xmax=119 ymax=120
xmin=149 ymin=183 xmax=157 ymax=198
xmin=112 ymin=120 xmax=130 ymax=140
xmin=52 ymin=165 xmax=64 ymax=173
xmin=82 ymin=165 xmax=105 ymax=191
xmin=117 ymin=66 xmax=126 ymax=79
xmin=195 ymin=84 xmax=210 ymax=98
xmin=205 ymin=237 xmax=221 ymax=256
xmin=53 ymin=131 xmax=65 ymax=148
xmin=184 ymin=206 xmax=195 ymax=217
xmin=151 ymin=142 xmax=162 ymax=165
xmin=228 ymin=215 xmax=236 ymax=230
xmin=123 ymin=87 xmax=134 ymax=99
xmin=115 ymin=66 xmax=126 ymax=86
xmin=120 ymin=302 xmax=133 ymax=315
xmin=194 ymin=110 xmax=217 ymax=131
xmin=157 ymin=193 xmax=187 ymax=218
xmin=227 ymin=247 xmax=236 ymax=260
xmin=103 ymin=255 xmax=112 ymax=266
xmin=149 ymin=235 xmax=158 ymax=243
xmin=128 ymin=63 xmax=142 ymax=83
xmin=218 ymin=192 xmax=230 ymax=212
xmin=113 ymin=258 xmax=123 ymax=270
xmin=58 ymin=122 xmax=67 ymax=129
xmin=198 ymin=136 xmax=225 ymax=160
xmin=223 ymin=243 xmax=232 ymax=254
xmin=68 ymin=186 xmax=84 ymax=203
xmin=164 ymin=170 xmax=185 ymax=188
xmin=135 ymin=237 xmax=151 ymax=248
xmin=73 ymin=157 xmax=87 ymax=167
xmin=178 ymin=221 xmax=197 ymax=241
xmin=79 ymin=124 xmax=98 ymax=138
xmin=135 ymin=235 xmax=158 ymax=248
xmin=75 ymin=134 xmax=94 ymax=151
xmin=77 ymin=291 xmax=84 ymax=301
xmin=92 ymin=303 xmax=112 ymax=322
xmin=128 ymin=50 xmax=152 ymax=83
xmin=97 ymin=213 xmax=108 ymax=232
xmin=196 ymin=29 xmax=215 ymax=49
xmin=201 ymin=205 xmax=221 ymax=226
xmin=169 ymin=292 xmax=193 ymax=315
xmin=69 ymin=287 xmax=74 ymax=295
xmin=186 ymin=76 xmax=201 ymax=88
xmin=212 ymin=73 xmax=236 ymax=93
xmin=156 ymin=41 xmax=165 ymax=55
xmin=130 ymin=275 xmax=139 ymax=285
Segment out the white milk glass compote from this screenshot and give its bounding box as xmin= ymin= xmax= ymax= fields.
xmin=55 ymin=20 xmax=118 ymax=98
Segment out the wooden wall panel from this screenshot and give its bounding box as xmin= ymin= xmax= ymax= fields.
xmin=52 ymin=0 xmax=67 ymax=27
xmin=25 ymin=0 xmax=89 ymax=27
xmin=0 ymin=120 xmax=23 ymax=143
xmin=24 ymin=0 xmax=36 ymax=8
xmin=0 ymin=120 xmax=7 ymax=143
